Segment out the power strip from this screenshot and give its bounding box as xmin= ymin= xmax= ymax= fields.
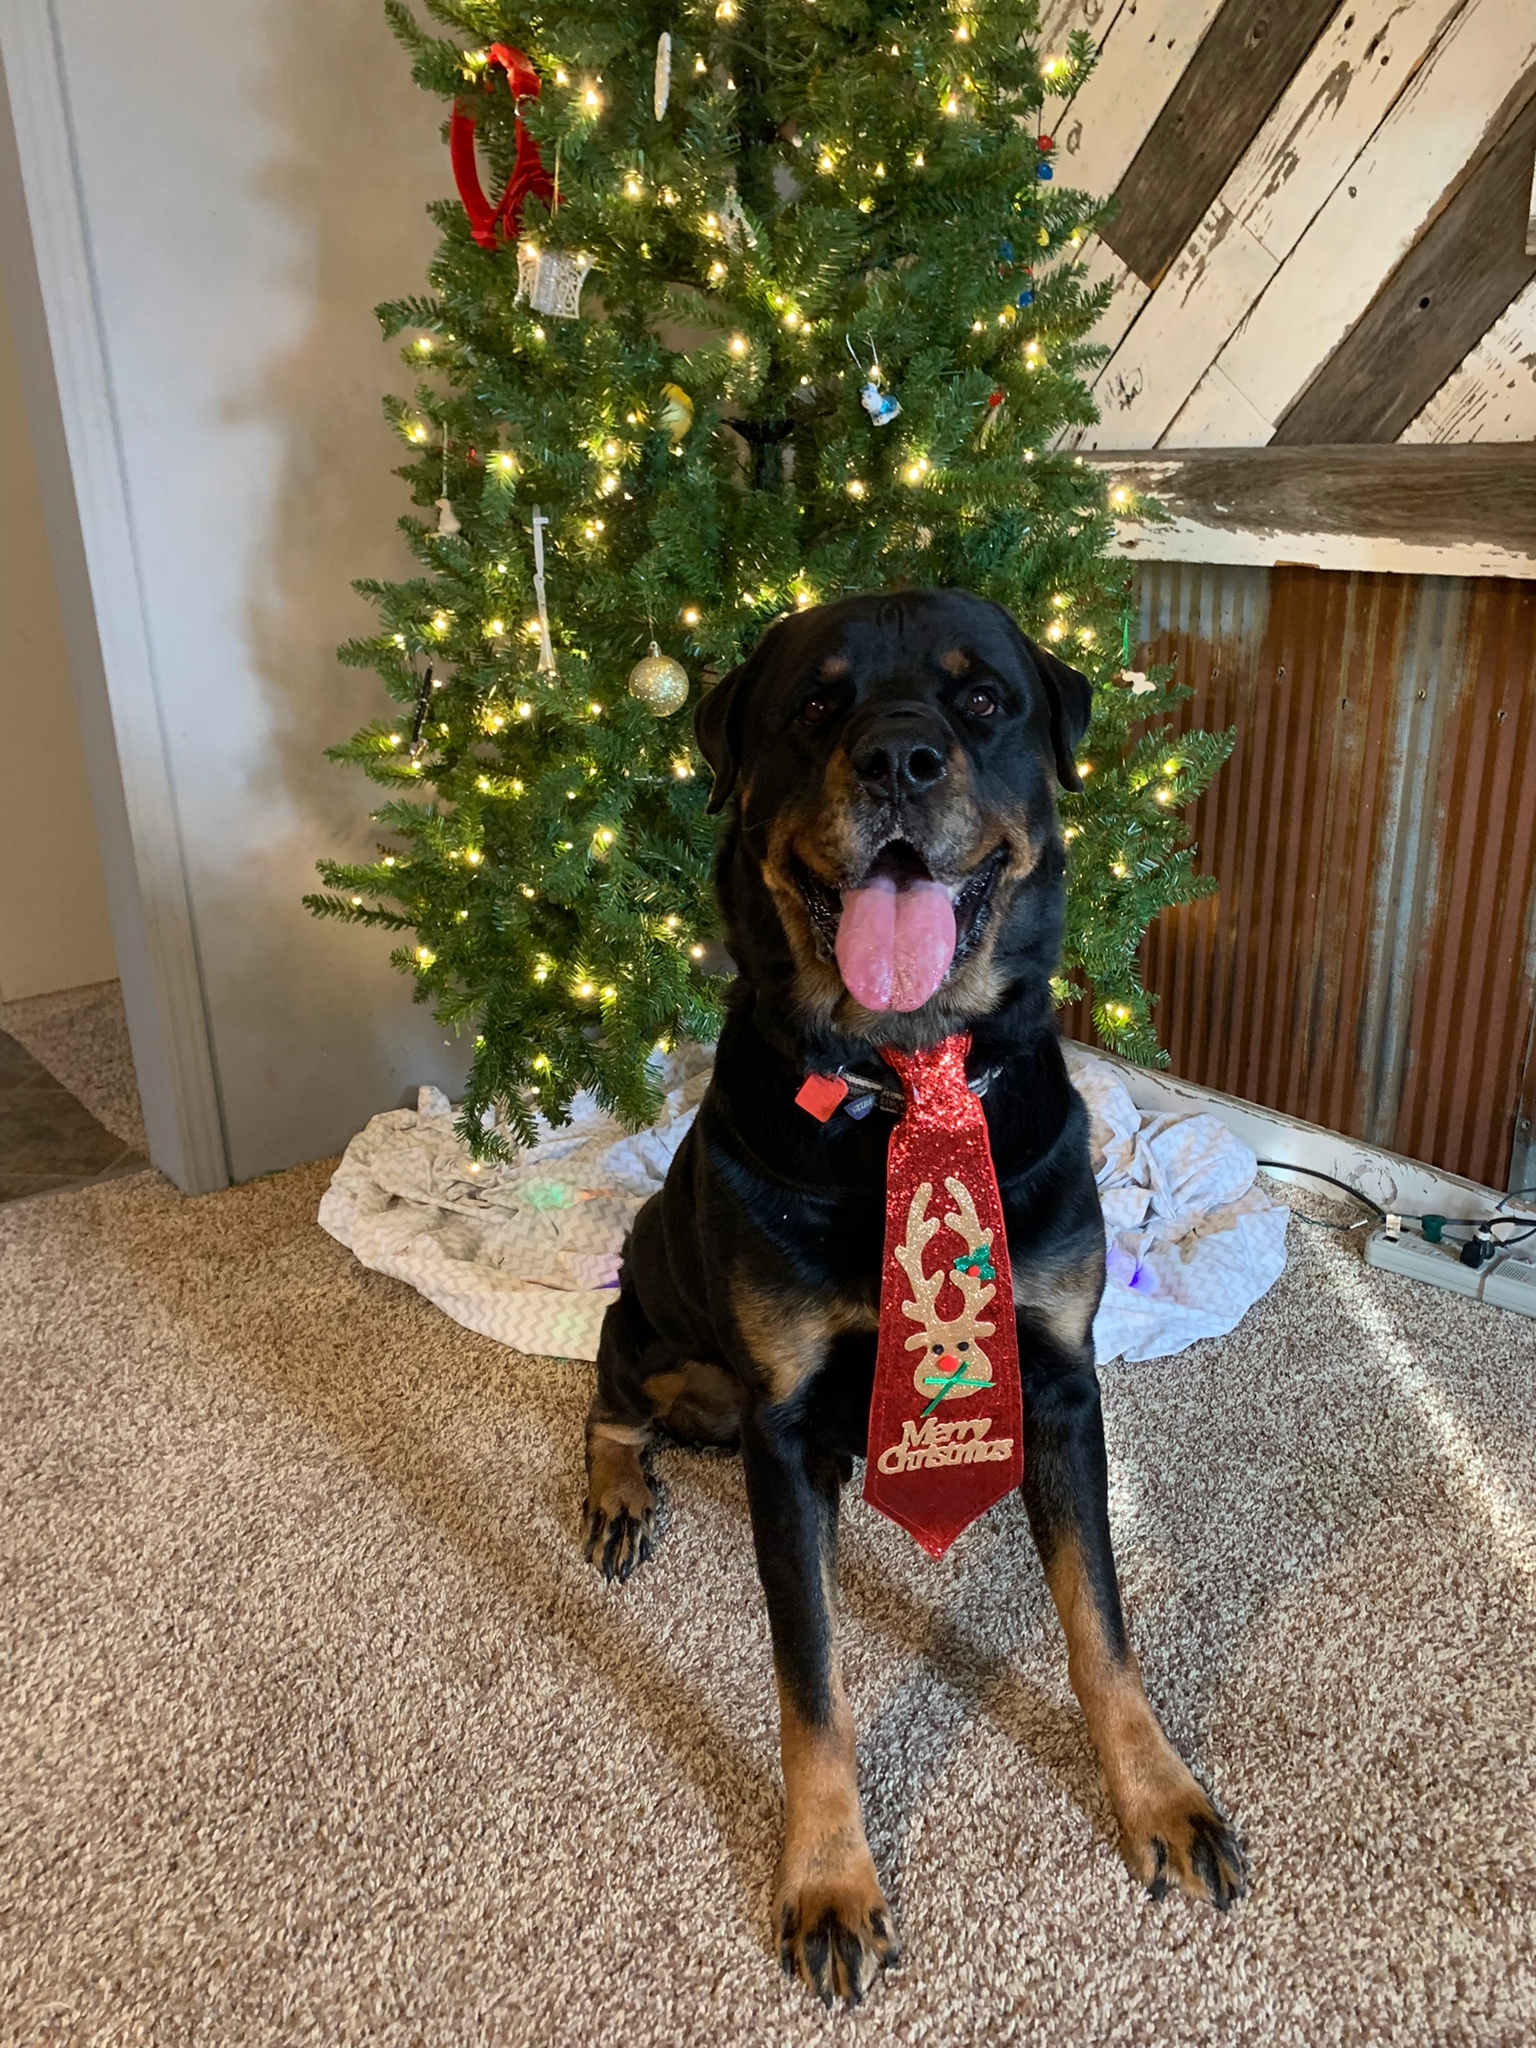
xmin=1364 ymin=1225 xmax=1536 ymax=1318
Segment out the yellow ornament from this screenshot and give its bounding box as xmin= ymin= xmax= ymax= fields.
xmin=628 ymin=640 xmax=690 ymax=715
xmin=660 ymin=382 xmax=695 ymax=445
xmin=1036 ymin=226 xmax=1050 ymax=246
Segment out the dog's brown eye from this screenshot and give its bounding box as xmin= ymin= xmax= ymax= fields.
xmin=963 ymin=684 xmax=1000 ymax=717
xmin=798 ymin=696 xmax=832 ymax=727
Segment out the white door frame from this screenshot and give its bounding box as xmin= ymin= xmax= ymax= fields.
xmin=0 ymin=7 xmax=226 ymax=1193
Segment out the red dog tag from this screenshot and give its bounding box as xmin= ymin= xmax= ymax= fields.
xmin=863 ymin=1035 xmax=1023 ymax=1557
xmin=795 ymin=1072 xmax=850 ymax=1122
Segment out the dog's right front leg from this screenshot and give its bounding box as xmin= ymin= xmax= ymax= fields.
xmin=739 ymin=1402 xmax=899 ymax=2006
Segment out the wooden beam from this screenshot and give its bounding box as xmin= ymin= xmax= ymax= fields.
xmin=1089 ymin=446 xmax=1536 ymax=576
xmin=1102 ymin=0 xmax=1340 ymax=289
xmin=1274 ymin=75 xmax=1536 ymax=443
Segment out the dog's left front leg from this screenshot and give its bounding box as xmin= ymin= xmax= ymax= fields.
xmin=1017 ymin=1330 xmax=1246 ymax=1909
xmin=739 ymin=1402 xmax=899 ymax=2005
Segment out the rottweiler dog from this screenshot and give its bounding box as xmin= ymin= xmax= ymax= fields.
xmin=582 ymin=589 xmax=1244 ymax=2003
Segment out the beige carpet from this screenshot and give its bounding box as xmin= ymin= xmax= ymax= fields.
xmin=0 ymin=979 xmax=147 ymax=1154
xmin=3 ymin=1159 xmax=1534 ymax=2048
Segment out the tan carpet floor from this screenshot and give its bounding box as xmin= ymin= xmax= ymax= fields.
xmin=3 ymin=1153 xmax=1534 ymax=2046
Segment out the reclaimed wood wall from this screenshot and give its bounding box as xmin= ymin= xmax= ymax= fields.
xmin=1044 ymin=0 xmax=1536 ymax=451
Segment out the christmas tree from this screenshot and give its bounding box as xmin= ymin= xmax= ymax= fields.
xmin=307 ymin=0 xmax=1232 ymax=1154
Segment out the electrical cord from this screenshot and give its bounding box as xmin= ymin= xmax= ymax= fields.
xmin=1254 ymin=1160 xmax=1536 ymax=1248
xmin=1253 ymin=1161 xmax=1385 ymax=1221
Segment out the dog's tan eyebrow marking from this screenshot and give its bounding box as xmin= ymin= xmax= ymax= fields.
xmin=939 ymin=648 xmax=970 ymax=676
xmin=820 ymin=654 xmax=851 ymax=679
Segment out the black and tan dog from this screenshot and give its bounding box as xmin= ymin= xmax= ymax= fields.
xmin=582 ymin=589 xmax=1244 ymax=2003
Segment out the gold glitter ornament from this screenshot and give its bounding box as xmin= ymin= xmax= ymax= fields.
xmin=627 ymin=641 xmax=690 ymax=715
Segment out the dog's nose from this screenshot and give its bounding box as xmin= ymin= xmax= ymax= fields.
xmin=848 ymin=716 xmax=948 ymax=800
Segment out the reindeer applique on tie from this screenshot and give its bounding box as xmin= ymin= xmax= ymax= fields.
xmin=895 ymin=1177 xmax=1000 ymax=1409
xmin=863 ymin=1036 xmax=1024 ymax=1557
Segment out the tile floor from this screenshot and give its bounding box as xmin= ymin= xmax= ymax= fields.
xmin=0 ymin=1027 xmax=146 ymax=1202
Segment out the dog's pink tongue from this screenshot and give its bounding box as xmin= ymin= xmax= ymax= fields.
xmin=835 ymin=878 xmax=957 ymax=1013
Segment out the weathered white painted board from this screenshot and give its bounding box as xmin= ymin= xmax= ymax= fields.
xmin=1050 ymin=0 xmax=1227 ymax=206
xmin=1110 ymin=515 xmax=1536 ymax=578
xmin=1401 ymin=275 xmax=1536 ymax=440
xmin=1218 ymin=0 xmax=1536 ymax=428
xmin=1076 ymin=0 xmax=1471 ymax=448
xmin=1033 ymin=0 xmax=1130 ymax=62
xmin=1233 ymin=0 xmax=1468 ymax=263
xmin=1077 ymin=232 xmax=1149 ymax=355
xmin=1079 ymin=198 xmax=1276 ymax=447
xmin=1162 ymin=360 xmax=1272 ymax=446
xmin=1052 ymin=238 xmax=1148 ymax=450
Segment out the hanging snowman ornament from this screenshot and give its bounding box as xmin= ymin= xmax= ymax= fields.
xmin=850 ymin=337 xmax=901 ymax=425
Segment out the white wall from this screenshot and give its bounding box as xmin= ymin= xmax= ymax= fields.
xmin=0 ymin=265 xmax=116 ymax=1000
xmin=1 ymin=0 xmax=474 ymax=1180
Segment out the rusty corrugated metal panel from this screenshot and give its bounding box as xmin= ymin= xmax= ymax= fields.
xmin=1069 ymin=564 xmax=1536 ymax=1190
xmin=1389 ymin=580 xmax=1536 ymax=1186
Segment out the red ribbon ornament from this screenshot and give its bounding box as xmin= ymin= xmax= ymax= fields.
xmin=863 ymin=1035 xmax=1024 ymax=1558
xmin=450 ymin=44 xmax=555 ymax=251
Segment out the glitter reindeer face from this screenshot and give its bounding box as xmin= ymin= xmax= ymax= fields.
xmin=895 ymin=1177 xmax=999 ymax=1407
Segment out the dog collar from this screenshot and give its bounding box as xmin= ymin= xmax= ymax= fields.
xmin=795 ymin=1059 xmax=1001 ymax=1124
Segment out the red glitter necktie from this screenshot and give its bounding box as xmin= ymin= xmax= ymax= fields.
xmin=863 ymin=1035 xmax=1024 ymax=1558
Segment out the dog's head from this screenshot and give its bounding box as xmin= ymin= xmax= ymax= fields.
xmin=696 ymin=589 xmax=1091 ymax=1043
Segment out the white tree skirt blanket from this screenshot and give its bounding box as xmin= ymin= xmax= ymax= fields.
xmin=318 ymin=1047 xmax=1288 ymax=1366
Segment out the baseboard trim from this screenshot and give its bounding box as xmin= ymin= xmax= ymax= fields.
xmin=1068 ymin=1043 xmax=1534 ymax=1226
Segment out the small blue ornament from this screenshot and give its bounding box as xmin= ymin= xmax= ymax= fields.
xmin=1015 ymin=287 xmax=1034 ymax=309
xmin=860 ymin=380 xmax=902 ymax=426
xmin=1037 ymin=162 xmax=1053 ymax=180
xmin=999 ymin=237 xmax=1015 ymax=263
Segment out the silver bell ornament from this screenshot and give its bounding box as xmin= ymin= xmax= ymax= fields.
xmin=627 ymin=641 xmax=689 ymax=716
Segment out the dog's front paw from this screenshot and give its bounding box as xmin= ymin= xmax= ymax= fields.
xmin=582 ymin=1496 xmax=654 ymax=1581
xmin=583 ymin=1428 xmax=658 ymax=1583
xmin=1120 ymin=1773 xmax=1246 ymax=1911
xmin=777 ymin=1861 xmax=900 ymax=2006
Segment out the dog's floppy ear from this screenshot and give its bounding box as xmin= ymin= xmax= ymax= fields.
xmin=1028 ymin=638 xmax=1094 ymax=793
xmin=693 ymin=628 xmax=780 ymax=814
xmin=984 ymin=601 xmax=1093 ymax=792
xmin=693 ymin=661 xmax=749 ymax=815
